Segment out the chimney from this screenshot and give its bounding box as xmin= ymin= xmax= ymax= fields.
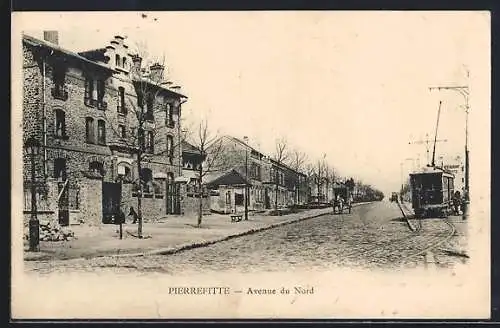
xmin=149 ymin=63 xmax=164 ymax=82
xmin=131 ymin=54 xmax=142 ymax=76
xmin=43 ymin=31 xmax=59 ymax=45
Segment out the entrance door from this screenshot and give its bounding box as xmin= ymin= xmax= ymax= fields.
xmin=58 ymin=181 xmax=69 ymax=226
xmin=265 ymin=188 xmax=270 ymax=209
xmin=102 ymin=182 xmax=122 ymax=224
xmin=166 ymin=182 xmax=180 ymax=214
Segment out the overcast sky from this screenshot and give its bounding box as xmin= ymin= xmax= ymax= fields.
xmin=14 ymin=11 xmax=490 ymax=196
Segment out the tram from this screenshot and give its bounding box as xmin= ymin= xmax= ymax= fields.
xmin=409 ymin=166 xmax=455 ymax=218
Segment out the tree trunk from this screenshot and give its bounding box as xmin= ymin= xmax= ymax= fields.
xmin=274 ymin=171 xmax=278 ymax=211
xmin=197 ymin=166 xmax=203 ymax=227
xmin=137 ymin=152 xmax=143 ymax=238
xmin=317 ymin=180 xmax=320 ymax=203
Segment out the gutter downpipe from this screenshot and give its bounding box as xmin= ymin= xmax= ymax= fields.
xmin=42 ymin=54 xmax=48 ymax=180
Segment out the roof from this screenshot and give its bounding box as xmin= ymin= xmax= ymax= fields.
xmin=78 ymin=48 xmax=108 ymax=62
xmin=409 ymin=165 xmax=455 ymax=177
xmin=205 ymin=169 xmax=252 ymax=188
xmin=23 ymin=34 xmax=188 ymax=99
xmin=222 ymin=135 xmax=306 ymax=177
xmin=22 ymin=34 xmax=116 ymax=73
xmin=224 ymin=136 xmax=265 ymax=158
xmin=182 ymin=140 xmax=202 ymax=154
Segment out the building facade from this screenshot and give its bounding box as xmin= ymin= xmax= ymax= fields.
xmin=206 ymin=136 xmax=308 ymax=213
xmin=181 ymin=140 xmax=211 ymax=215
xmin=441 ymin=154 xmax=465 ymax=194
xmin=22 ymin=32 xmax=188 ymax=226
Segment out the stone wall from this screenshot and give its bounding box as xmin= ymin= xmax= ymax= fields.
xmin=79 ymin=177 xmax=103 ymax=225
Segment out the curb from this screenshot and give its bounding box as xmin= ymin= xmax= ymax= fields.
xmin=396 ymin=200 xmax=418 ymax=232
xmin=108 ymin=202 xmax=373 ymax=259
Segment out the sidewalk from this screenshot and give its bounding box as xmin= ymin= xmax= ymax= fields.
xmin=24 ymin=203 xmax=372 ymax=261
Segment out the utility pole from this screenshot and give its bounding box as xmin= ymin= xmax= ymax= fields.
xmin=429 ymin=70 xmax=470 ymax=220
xmin=243 ymin=136 xmax=249 ymax=220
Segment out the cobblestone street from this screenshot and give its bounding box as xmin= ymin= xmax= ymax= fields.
xmin=25 ymin=202 xmax=468 ymax=275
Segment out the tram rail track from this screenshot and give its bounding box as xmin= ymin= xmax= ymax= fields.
xmin=341 ymin=201 xmax=456 ymax=267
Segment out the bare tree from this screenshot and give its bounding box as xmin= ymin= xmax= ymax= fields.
xmin=104 ymin=42 xmax=185 ymax=238
xmin=271 ymin=137 xmax=289 ymax=210
xmin=324 ymin=164 xmax=337 ymax=202
xmin=188 ymin=119 xmax=225 ymax=227
xmin=306 ymin=154 xmax=328 ymax=203
xmin=288 ymin=149 xmax=308 ymax=204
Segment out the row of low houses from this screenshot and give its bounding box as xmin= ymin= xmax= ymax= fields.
xmin=21 ymin=31 xmax=314 ymax=227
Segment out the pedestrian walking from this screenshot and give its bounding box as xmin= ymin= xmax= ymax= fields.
xmin=128 ymin=206 xmax=139 ymax=224
xmin=453 ymin=191 xmax=461 ymax=215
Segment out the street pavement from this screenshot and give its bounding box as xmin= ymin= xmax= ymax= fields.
xmin=24 ymin=201 xmax=468 ymax=275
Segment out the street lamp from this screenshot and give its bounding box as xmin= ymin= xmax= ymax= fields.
xmin=25 ymin=137 xmax=41 ymax=252
xmin=243 ymin=136 xmax=249 ymax=221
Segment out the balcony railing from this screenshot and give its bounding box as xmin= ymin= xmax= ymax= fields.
xmin=52 ymin=86 xmax=68 ymax=101
xmin=97 ymin=100 xmax=107 ymax=110
xmin=84 ymin=97 xmax=107 ymax=110
xmin=117 ymin=105 xmax=127 ymax=115
xmin=84 ymin=97 xmax=97 ymax=107
xmin=166 ymin=120 xmax=175 ymax=128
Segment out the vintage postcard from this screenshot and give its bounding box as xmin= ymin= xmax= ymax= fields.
xmin=11 ymin=11 xmax=491 ymax=319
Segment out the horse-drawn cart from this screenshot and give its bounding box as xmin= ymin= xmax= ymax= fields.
xmin=332 ymin=183 xmax=352 ymax=214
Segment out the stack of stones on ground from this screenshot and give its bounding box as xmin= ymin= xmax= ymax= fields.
xmin=24 ymin=222 xmax=76 ymax=242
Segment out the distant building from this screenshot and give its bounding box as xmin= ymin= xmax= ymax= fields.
xmin=205 ymin=136 xmax=308 ymax=214
xmin=441 ymin=154 xmax=465 ymax=194
xmin=181 ymin=140 xmax=210 ymax=215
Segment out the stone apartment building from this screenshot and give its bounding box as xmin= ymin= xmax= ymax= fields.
xmin=206 ymin=136 xmax=308 ymax=214
xmin=22 ymin=31 xmax=189 ymax=226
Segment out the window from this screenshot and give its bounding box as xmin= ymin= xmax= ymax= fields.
xmin=145 ymin=97 xmax=154 ymax=121
xmin=97 ymin=80 xmax=106 ymax=110
xmin=144 ymin=130 xmax=154 ymax=153
xmin=52 ymin=66 xmax=67 ymax=100
xmin=165 ymin=103 xmax=174 ymax=128
xmin=118 ymin=124 xmax=126 ymax=139
xmin=117 ymin=87 xmax=126 ymax=114
xmin=138 ymin=128 xmax=145 ymax=151
xmin=97 ymin=120 xmax=106 ymax=145
xmin=235 ymin=193 xmax=244 ymax=206
xmin=89 ymin=161 xmax=104 ymax=176
xmin=55 ymin=109 xmax=66 ymax=138
xmin=166 ymin=135 xmax=174 ymax=164
xmin=154 ymin=178 xmax=164 ymax=197
xmin=84 ymin=77 xmax=94 ymax=100
xmin=140 ymin=168 xmax=153 ymax=194
xmin=54 ymin=158 xmax=67 ymax=181
xmin=137 ymin=93 xmax=144 ymax=109
xmin=118 ymin=163 xmax=132 ymax=181
xmin=85 ymin=117 xmax=95 ymax=143
xmin=250 ymin=163 xmax=261 ymax=180
xmin=115 ymin=54 xmax=120 ymax=66
xmin=226 ymin=191 xmax=231 ymax=204
xmin=122 ymin=57 xmax=127 ymax=68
